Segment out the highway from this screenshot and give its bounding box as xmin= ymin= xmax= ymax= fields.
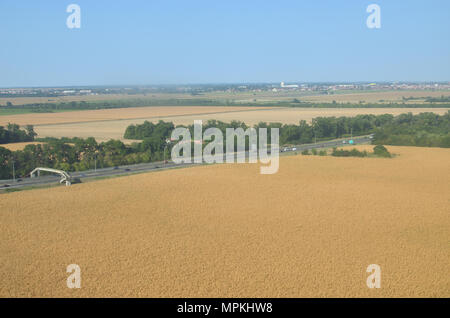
xmin=0 ymin=135 xmax=372 ymax=191
xmin=280 ymin=135 xmax=372 ymax=152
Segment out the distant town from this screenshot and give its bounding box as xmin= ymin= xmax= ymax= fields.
xmin=1 ymin=82 xmax=449 ymax=98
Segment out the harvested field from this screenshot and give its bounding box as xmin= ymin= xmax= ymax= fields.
xmin=30 ymin=107 xmax=450 ymax=142
xmin=3 ymin=90 xmax=449 ymax=106
xmin=0 ymin=93 xmax=166 ymax=106
xmin=0 ymin=146 xmax=448 ymax=297
xmin=0 ymin=142 xmax=44 ymax=151
xmin=302 ymin=90 xmax=450 ymax=103
xmin=0 ymin=106 xmax=269 ymax=126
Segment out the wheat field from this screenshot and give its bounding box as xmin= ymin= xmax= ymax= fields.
xmin=0 ymin=106 xmax=269 ymax=126
xmin=0 ymin=146 xmax=448 ymax=297
xmin=1 ymin=106 xmax=448 ymax=142
xmin=0 ymin=93 xmax=199 ymax=106
xmin=2 ymin=90 xmax=450 ymax=106
xmin=4 ymin=107 xmax=446 ymax=142
xmin=0 ymin=142 xmax=44 ymax=151
xmin=302 ymin=90 xmax=450 ymax=103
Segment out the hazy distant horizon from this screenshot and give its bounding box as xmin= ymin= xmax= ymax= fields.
xmin=2 ymin=80 xmax=450 ymax=90
xmin=1 ymin=0 xmax=449 ymax=87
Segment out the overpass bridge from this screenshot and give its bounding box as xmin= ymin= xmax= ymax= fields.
xmin=30 ymin=167 xmax=72 ymax=186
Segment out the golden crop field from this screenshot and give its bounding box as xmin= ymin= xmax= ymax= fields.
xmin=0 ymin=91 xmax=276 ymax=106
xmin=0 ymin=106 xmax=269 ymax=127
xmin=0 ymin=146 xmax=448 ymax=297
xmin=3 ymin=90 xmax=449 ymax=106
xmin=0 ymin=142 xmax=43 ymax=151
xmin=30 ymin=107 xmax=450 ymax=142
xmin=302 ymin=90 xmax=450 ymax=103
xmin=0 ymin=93 xmax=178 ymax=106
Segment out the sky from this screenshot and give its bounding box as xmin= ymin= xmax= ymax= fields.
xmin=0 ymin=0 xmax=449 ymax=87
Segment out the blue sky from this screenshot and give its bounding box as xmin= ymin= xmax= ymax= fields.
xmin=0 ymin=0 xmax=449 ymax=87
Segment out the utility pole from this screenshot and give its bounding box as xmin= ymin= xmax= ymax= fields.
xmin=164 ymin=139 xmax=170 ymax=165
xmin=164 ymin=145 xmax=166 ymax=165
xmin=12 ymin=158 xmax=15 ymax=182
xmin=94 ymin=153 xmax=97 ymax=172
xmin=351 ymin=127 xmax=353 ymax=139
xmin=311 ymin=119 xmax=318 ymax=144
xmin=164 ymin=144 xmax=169 ymax=165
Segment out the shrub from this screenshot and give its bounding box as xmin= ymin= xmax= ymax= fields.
xmin=373 ymin=145 xmax=391 ymax=158
xmin=331 ymin=148 xmax=367 ymax=157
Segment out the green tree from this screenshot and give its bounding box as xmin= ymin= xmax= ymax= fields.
xmin=0 ymin=147 xmax=12 ymax=179
xmin=373 ymin=145 xmax=391 ymax=158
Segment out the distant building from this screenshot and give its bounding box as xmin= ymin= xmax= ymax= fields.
xmin=280 ymin=82 xmax=299 ymax=88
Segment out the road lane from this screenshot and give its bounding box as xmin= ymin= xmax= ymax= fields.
xmin=0 ymin=135 xmax=372 ymax=190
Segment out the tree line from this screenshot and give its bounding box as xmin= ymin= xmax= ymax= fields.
xmin=122 ymin=114 xmax=406 ymax=145
xmin=3 ymin=98 xmax=450 ymax=113
xmin=1 ymin=111 xmax=448 ymax=179
xmin=300 ymin=145 xmax=392 ymax=158
xmin=0 ymin=136 xmax=172 ymax=179
xmin=330 ymin=145 xmax=391 ymax=158
xmin=125 ymin=112 xmax=450 ymax=149
xmin=372 ymin=111 xmax=450 ymax=147
xmin=0 ymin=123 xmax=37 ymax=144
